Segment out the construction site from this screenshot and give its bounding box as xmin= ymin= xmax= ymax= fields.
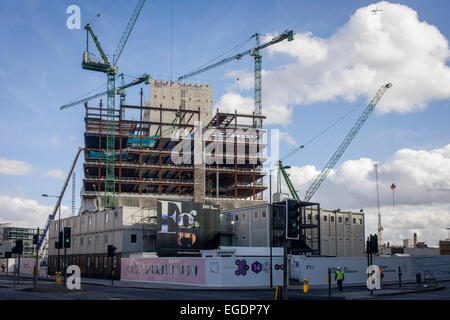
xmin=40 ymin=1 xmax=386 ymax=266
xmin=0 ymin=1 xmax=439 ymax=292
xmin=81 ymin=79 xmax=267 ymax=213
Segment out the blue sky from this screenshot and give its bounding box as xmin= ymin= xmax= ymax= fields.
xmin=0 ymin=0 xmax=449 ymax=245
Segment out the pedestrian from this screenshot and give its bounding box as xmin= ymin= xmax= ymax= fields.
xmin=335 ymin=267 xmax=345 ymax=291
xmin=1 ymin=263 xmax=5 ymax=273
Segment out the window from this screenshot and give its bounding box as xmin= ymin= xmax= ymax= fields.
xmin=338 ymin=217 xmax=343 ymax=223
xmin=315 ymin=215 xmax=319 ymax=221
xmin=105 ymin=212 xmax=109 ymax=224
xmin=261 ymin=211 xmax=266 ymax=218
xmin=324 ymin=215 xmax=328 ymax=222
xmin=254 ymin=212 xmax=259 ymax=219
xmin=81 ymin=217 xmax=84 ymax=229
xmin=95 ymin=256 xmax=99 ymax=269
xmin=131 ymin=234 xmax=137 ymax=244
xmin=345 ymin=217 xmax=349 ymax=224
xmin=330 ymin=216 xmax=335 ymax=223
xmin=87 ymin=256 xmax=91 ymax=268
xmin=307 ymin=214 xmax=312 ymax=220
xmin=242 ymin=213 xmax=246 ymax=221
xmin=359 ymin=219 xmax=363 ymax=224
xmin=87 ymin=236 xmax=91 ymax=246
xmin=80 ymin=237 xmax=84 ymax=246
xmin=353 ymin=218 xmax=357 ymax=224
xmin=104 ymin=256 xmax=108 ymax=268
xmin=96 ymin=235 xmax=100 ymax=245
xmin=234 ymin=214 xmax=239 ymax=221
xmin=104 ymin=234 xmax=108 ymax=245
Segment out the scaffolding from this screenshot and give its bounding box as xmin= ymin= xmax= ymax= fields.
xmin=82 ymin=86 xmax=268 ymax=208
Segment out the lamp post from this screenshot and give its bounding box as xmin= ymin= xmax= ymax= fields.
xmin=42 ymin=194 xmax=61 ymax=272
xmin=447 ymin=227 xmax=450 ymax=240
xmin=268 ymin=164 xmax=291 ymax=289
xmin=230 ymin=220 xmax=235 ymax=246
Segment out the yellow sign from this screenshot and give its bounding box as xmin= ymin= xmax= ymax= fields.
xmin=56 ymin=272 xmax=62 ymax=285
xmin=303 ymin=279 xmax=309 ymax=294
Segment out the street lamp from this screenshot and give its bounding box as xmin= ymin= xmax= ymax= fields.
xmin=268 ymin=164 xmax=291 ymax=289
xmin=230 ymin=220 xmax=235 ymax=245
xmin=42 ymin=194 xmax=62 ymax=272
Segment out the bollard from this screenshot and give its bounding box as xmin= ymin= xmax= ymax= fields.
xmin=327 ymin=268 xmax=331 ymax=297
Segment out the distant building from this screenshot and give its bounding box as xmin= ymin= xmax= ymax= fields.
xmin=403 ymin=238 xmax=415 ymax=248
xmin=0 ymin=224 xmax=40 ymax=258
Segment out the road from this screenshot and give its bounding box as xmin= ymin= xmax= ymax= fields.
xmin=0 ymin=276 xmax=448 ymax=300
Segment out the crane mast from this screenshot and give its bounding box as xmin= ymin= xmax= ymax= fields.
xmin=303 ymin=83 xmax=392 ymax=202
xmin=375 ymin=163 xmax=383 ymax=250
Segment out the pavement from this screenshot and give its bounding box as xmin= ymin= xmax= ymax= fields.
xmin=0 ymin=273 xmax=447 ymax=300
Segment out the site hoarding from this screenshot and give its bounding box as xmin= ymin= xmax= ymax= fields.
xmin=156 ymin=200 xmax=220 ymax=257
xmin=121 ymin=257 xmax=206 ymax=285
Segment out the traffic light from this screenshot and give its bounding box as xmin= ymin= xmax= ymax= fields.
xmin=55 ymin=231 xmax=63 ymax=249
xmin=33 ymin=234 xmax=39 ymax=245
xmin=370 ymin=234 xmax=378 ymax=254
xmin=286 ymin=199 xmax=301 ymax=240
xmin=367 ymin=234 xmax=378 ymax=254
xmin=13 ymin=239 xmax=23 ymax=255
xmin=63 ymin=227 xmax=71 ymax=248
xmin=107 ymin=245 xmax=116 ymax=257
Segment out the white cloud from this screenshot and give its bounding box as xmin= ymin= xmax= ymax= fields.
xmin=69 ymin=136 xmax=79 ymax=141
xmin=224 ymin=1 xmax=450 ymax=124
xmin=49 ymin=136 xmax=59 ymax=147
xmin=214 ymin=91 xmax=293 ymax=125
xmin=41 ymin=169 xmax=65 ymax=179
xmin=0 ymin=194 xmax=70 ymax=228
xmin=279 ymin=144 xmax=450 ymax=246
xmin=0 ymin=158 xmax=33 ymax=175
xmin=279 ymin=131 xmax=298 ymax=146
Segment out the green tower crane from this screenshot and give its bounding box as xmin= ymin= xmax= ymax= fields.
xmin=81 ymin=0 xmax=146 ymax=208
xmin=278 ymin=83 xmax=392 ymax=202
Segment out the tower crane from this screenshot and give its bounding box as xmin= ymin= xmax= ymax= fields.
xmin=278 ymin=83 xmax=392 ymax=202
xmin=177 ymin=30 xmax=295 ymax=128
xmin=62 ymin=0 xmax=146 ymax=208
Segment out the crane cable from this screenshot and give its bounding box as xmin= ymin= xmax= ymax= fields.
xmin=182 ymin=34 xmax=255 ymax=77
xmin=88 ymin=0 xmax=116 ymax=25
xmin=281 ymin=98 xmax=368 ymax=162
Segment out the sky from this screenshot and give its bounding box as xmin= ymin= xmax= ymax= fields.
xmin=0 ymin=0 xmax=449 ymax=246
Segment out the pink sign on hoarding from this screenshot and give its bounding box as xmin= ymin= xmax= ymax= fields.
xmin=121 ymin=257 xmax=206 ymax=285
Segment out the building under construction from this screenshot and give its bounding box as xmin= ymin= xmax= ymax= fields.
xmin=81 ymin=80 xmax=267 ymax=213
